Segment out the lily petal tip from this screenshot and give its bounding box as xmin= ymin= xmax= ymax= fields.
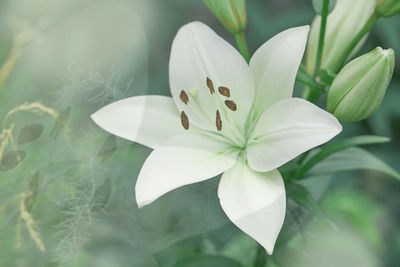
xmin=90 ymin=111 xmax=103 ymax=128
xmin=258 ymin=241 xmax=275 ymax=255
xmin=265 ymin=247 xmax=274 ymax=256
xmin=297 ymin=25 xmax=310 ymax=37
xmin=136 ymin=197 xmax=150 ymax=209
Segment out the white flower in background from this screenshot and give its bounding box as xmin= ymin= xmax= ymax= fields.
xmin=91 ymin=22 xmax=342 ymax=254
xmin=306 ymin=0 xmax=376 ymax=74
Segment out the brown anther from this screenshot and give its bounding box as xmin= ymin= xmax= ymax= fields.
xmin=181 ymin=111 xmax=189 ymax=130
xmin=225 ymin=100 xmax=237 ymax=111
xmin=180 ymin=90 xmax=189 ymax=104
xmin=216 ymin=110 xmax=222 ymax=131
xmin=218 ymin=86 xmax=230 ymax=97
xmin=206 ymin=77 xmax=215 ymax=94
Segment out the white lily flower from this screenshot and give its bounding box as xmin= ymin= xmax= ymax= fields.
xmin=91 ymin=21 xmax=342 ymax=254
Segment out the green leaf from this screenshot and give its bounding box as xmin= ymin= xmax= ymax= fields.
xmin=18 ymin=124 xmax=44 ymax=145
xmin=173 ymin=255 xmax=242 ymax=267
xmin=0 ymin=150 xmax=26 ymax=171
xmin=91 ymin=178 xmax=111 ymax=212
xmin=24 ymin=171 xmax=40 ymax=212
xmin=287 ymin=182 xmax=336 ymax=230
xmin=309 ymin=147 xmax=400 ymax=179
xmin=312 ymin=0 xmax=337 ymax=14
xmin=295 ymin=135 xmax=390 ymax=179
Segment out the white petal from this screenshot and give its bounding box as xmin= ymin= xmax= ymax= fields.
xmin=91 ymin=95 xmax=183 ymax=148
xmin=169 ymin=21 xmax=254 ymax=134
xmin=247 ymin=98 xmax=342 ymax=172
xmin=136 ymin=133 xmax=239 ymax=208
xmin=218 ymin=161 xmax=286 ymax=254
xmin=249 ymin=26 xmax=309 ymax=116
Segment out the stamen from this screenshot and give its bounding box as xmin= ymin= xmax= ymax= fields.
xmin=206 ymin=77 xmax=215 ymax=94
xmin=216 ymin=110 xmax=222 ymax=131
xmin=180 ymin=90 xmax=189 ymax=104
xmin=224 ymin=100 xmax=237 ymax=111
xmin=218 ymin=86 xmax=230 ymax=97
xmin=181 ymin=111 xmax=189 ymax=130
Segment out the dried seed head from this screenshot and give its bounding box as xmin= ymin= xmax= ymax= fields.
xmin=216 ymin=110 xmax=222 ymax=131
xmin=181 ymin=111 xmax=189 ymax=130
xmin=180 ymin=90 xmax=189 ymax=104
xmin=206 ymin=77 xmax=215 ymax=94
xmin=218 ymin=86 xmax=231 ymax=97
xmin=224 ymin=100 xmax=237 ymax=111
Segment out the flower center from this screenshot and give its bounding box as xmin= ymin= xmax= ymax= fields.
xmin=179 ymin=77 xmax=238 ymax=132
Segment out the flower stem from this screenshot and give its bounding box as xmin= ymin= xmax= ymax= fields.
xmin=253 ymin=244 xmax=267 ymax=267
xmin=302 ymin=0 xmax=330 ymax=104
xmin=336 ymin=10 xmax=380 ymax=70
xmin=235 ymin=31 xmax=250 ymax=63
xmin=313 ymin=0 xmax=330 ymax=78
xmin=296 ymin=65 xmax=325 ymax=91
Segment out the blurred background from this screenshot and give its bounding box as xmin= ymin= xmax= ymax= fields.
xmin=0 ymin=0 xmax=399 ymax=266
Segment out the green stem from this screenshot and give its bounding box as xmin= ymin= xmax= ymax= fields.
xmin=313 ymin=0 xmax=330 ymax=78
xmin=253 ymin=244 xmax=267 ymax=267
xmin=296 ymin=65 xmax=325 ymax=90
xmin=302 ymin=86 xmax=323 ymax=104
xmin=302 ymin=0 xmax=329 ymax=104
xmin=235 ymin=31 xmax=250 ymax=63
xmin=336 ymin=11 xmax=380 ymax=70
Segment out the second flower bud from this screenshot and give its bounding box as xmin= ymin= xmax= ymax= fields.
xmin=327 ymin=47 xmax=395 ymax=122
xmin=203 ymin=0 xmax=247 ymax=34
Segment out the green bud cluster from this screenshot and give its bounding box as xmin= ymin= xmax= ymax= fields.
xmin=327 ymin=47 xmax=395 ymax=122
xmin=203 ymin=0 xmax=247 ymax=34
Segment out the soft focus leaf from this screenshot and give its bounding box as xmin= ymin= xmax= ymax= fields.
xmin=24 ymin=171 xmax=40 ymax=211
xmin=50 ymin=107 xmax=70 ymax=139
xmin=91 ymin=178 xmax=111 ymax=212
xmin=97 ymin=135 xmax=117 ymax=162
xmin=312 ymin=0 xmax=337 ymax=14
xmin=221 ymin=234 xmax=258 ymax=267
xmin=287 ymin=182 xmax=336 ymax=229
xmin=18 ymin=123 xmax=44 ymax=145
xmin=172 ymin=255 xmax=242 ymax=267
xmin=322 ymin=190 xmax=384 ymax=250
xmin=309 ymin=147 xmax=400 ymax=179
xmin=0 ymin=150 xmax=26 ymax=171
xmin=295 ymin=135 xmax=390 ymax=179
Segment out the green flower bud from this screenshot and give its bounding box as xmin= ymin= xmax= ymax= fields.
xmin=306 ymin=0 xmax=376 ymax=74
xmin=327 ymin=47 xmax=395 ymax=122
xmin=376 ymin=0 xmax=400 ymax=17
xmin=203 ymin=0 xmax=247 ymax=34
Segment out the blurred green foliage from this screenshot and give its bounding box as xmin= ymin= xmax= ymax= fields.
xmin=0 ymin=0 xmax=399 ymax=266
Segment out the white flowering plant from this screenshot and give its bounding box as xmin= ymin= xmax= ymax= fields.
xmin=91 ymin=0 xmax=400 ymax=264
xmin=1 ymin=0 xmax=400 ymax=266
